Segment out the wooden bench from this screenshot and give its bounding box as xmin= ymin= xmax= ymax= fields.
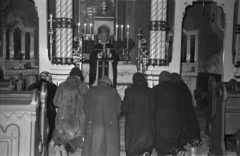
xmin=206 ymin=82 xmax=240 ymax=155
xmin=0 ymin=82 xmax=49 ymax=156
xmin=194 ymin=72 xmax=221 ymax=109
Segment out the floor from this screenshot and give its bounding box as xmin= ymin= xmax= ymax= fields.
xmin=48 ymin=107 xmax=238 ymax=156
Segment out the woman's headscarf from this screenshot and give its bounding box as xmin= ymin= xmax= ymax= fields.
xmin=132 ymin=72 xmax=147 ymax=86
xmin=171 ymin=72 xmax=182 ymax=83
xmin=158 ymin=71 xmax=171 ymax=84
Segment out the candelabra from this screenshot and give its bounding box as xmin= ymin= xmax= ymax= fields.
xmin=137 ymin=29 xmax=149 ymax=73
xmin=73 ymin=33 xmax=84 ymax=69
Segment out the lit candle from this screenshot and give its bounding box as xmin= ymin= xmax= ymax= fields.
xmin=121 ymin=25 xmax=123 ymax=41
xmin=127 ymin=25 xmax=129 ymax=49
xmin=90 ymin=23 xmax=92 ymax=39
xmin=84 ymin=23 xmax=87 ymax=35
xmin=115 ymin=24 xmax=118 ymax=41
xmin=127 ymin=32 xmax=129 ymax=50
xmin=78 ymin=23 xmax=80 ymax=34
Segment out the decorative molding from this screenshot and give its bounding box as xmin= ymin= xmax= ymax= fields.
xmin=0 ymin=111 xmax=30 ymax=118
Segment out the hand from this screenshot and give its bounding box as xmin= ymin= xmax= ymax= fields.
xmin=107 ymin=51 xmax=112 ymax=57
xmin=98 ymin=52 xmax=103 ymax=58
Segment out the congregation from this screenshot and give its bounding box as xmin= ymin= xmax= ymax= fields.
xmin=28 ymin=67 xmax=202 ymax=156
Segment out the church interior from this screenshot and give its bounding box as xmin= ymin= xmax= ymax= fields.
xmin=0 ymin=0 xmax=240 ymax=155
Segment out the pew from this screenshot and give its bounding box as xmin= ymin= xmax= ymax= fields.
xmin=194 ymin=72 xmax=221 ymax=109
xmin=0 ymin=82 xmax=49 ymax=156
xmin=0 ymin=77 xmax=16 ymax=90
xmin=206 ymin=82 xmax=240 ymax=155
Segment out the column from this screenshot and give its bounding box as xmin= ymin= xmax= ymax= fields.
xmin=234 ymin=0 xmax=240 ymax=66
xmin=55 ymin=0 xmax=61 ymax=58
xmin=156 ymin=0 xmax=162 ymax=64
xmin=149 ymin=0 xmax=157 ymax=64
xmin=195 ymin=34 xmax=199 ymax=62
xmin=170 ymin=1 xmax=192 ymax=73
xmin=2 ymin=28 xmax=6 ymax=70
xmin=218 ymin=0 xmax=235 ymax=81
xmin=186 ymin=34 xmax=191 ymax=62
xmin=36 ymin=0 xmax=50 ymax=72
xmin=21 ymin=32 xmax=26 ymax=59
xmin=30 ymin=32 xmax=34 ymax=59
xmin=10 ymin=30 xmax=14 ymax=59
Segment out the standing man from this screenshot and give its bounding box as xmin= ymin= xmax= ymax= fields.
xmin=121 ymin=72 xmax=156 ymax=156
xmin=82 ymin=76 xmax=122 ymax=156
xmin=52 ymin=67 xmax=88 ymax=153
xmin=89 ymin=26 xmax=119 ymax=87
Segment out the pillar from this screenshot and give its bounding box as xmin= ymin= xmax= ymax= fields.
xmin=30 ymin=32 xmax=34 ymax=59
xmin=21 ymin=31 xmax=26 ymax=59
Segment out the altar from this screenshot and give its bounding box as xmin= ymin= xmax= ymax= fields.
xmin=50 ymin=62 xmax=137 ymax=99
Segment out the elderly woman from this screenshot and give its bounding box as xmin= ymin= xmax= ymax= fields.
xmin=121 ymin=72 xmax=156 ymax=156
xmin=53 ymin=67 xmax=88 ymax=153
xmin=153 ymin=71 xmax=185 ymax=156
xmin=171 ymin=72 xmax=202 ymax=147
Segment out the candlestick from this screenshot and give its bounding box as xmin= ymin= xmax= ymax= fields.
xmin=127 ymin=32 xmax=129 ymax=50
xmin=84 ymin=23 xmax=87 ymax=39
xmin=90 ymin=23 xmax=92 ymax=39
xmin=115 ymin=24 xmax=118 ymax=41
xmin=78 ymin=23 xmax=80 ymax=34
xmin=121 ymin=25 xmax=123 ymax=41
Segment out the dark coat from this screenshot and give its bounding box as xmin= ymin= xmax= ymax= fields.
xmin=171 ymin=73 xmax=201 ymax=146
xmin=82 ymin=82 xmax=122 ymax=156
xmin=28 ymin=79 xmax=57 ymax=143
xmin=53 ymin=76 xmax=88 ymax=152
xmin=153 ymin=71 xmax=183 ymax=156
xmin=121 ymin=73 xmax=156 ymax=156
xmin=89 ymin=43 xmax=119 ymax=87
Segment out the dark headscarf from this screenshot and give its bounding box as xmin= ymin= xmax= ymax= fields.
xmin=171 ymin=72 xmax=182 ymax=83
xmin=158 ymin=71 xmax=171 ymax=84
xmin=70 ymin=67 xmax=83 ymax=81
xmin=132 ymin=72 xmax=147 ymax=86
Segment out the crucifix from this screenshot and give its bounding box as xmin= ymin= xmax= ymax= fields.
xmin=101 ymin=1 xmax=107 ymax=14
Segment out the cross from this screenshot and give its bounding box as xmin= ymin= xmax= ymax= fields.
xmin=101 ymin=1 xmax=107 ymax=14
xmin=48 ymin=14 xmax=53 ymax=29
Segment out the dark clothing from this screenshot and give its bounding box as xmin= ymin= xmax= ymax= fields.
xmin=171 ymin=73 xmax=201 ymax=146
xmin=82 ymin=83 xmax=122 ymax=156
xmin=153 ymin=73 xmax=183 ymax=156
xmin=89 ymin=43 xmax=119 ymax=87
xmin=121 ymin=73 xmax=156 ymax=156
xmin=53 ymin=76 xmax=88 ymax=153
xmin=28 ymin=79 xmax=57 ymax=143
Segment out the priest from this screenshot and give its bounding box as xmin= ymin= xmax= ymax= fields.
xmin=89 ymin=26 xmax=119 ymax=87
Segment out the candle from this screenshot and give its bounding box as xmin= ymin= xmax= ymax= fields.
xmin=78 ymin=23 xmax=80 ymax=34
xmin=84 ymin=23 xmax=87 ymax=35
xmin=115 ymin=24 xmax=118 ymax=41
xmin=121 ymin=25 xmax=123 ymax=41
xmin=127 ymin=25 xmax=129 ymax=49
xmin=90 ymin=23 xmax=92 ymax=39
xmin=127 ymin=32 xmax=129 ymax=50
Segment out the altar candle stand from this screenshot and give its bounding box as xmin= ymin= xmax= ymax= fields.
xmin=115 ymin=24 xmax=118 ymax=41
xmin=84 ymin=23 xmax=87 ymax=40
xmin=90 ymin=23 xmax=92 ymax=40
xmin=121 ymin=25 xmax=123 ymax=41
